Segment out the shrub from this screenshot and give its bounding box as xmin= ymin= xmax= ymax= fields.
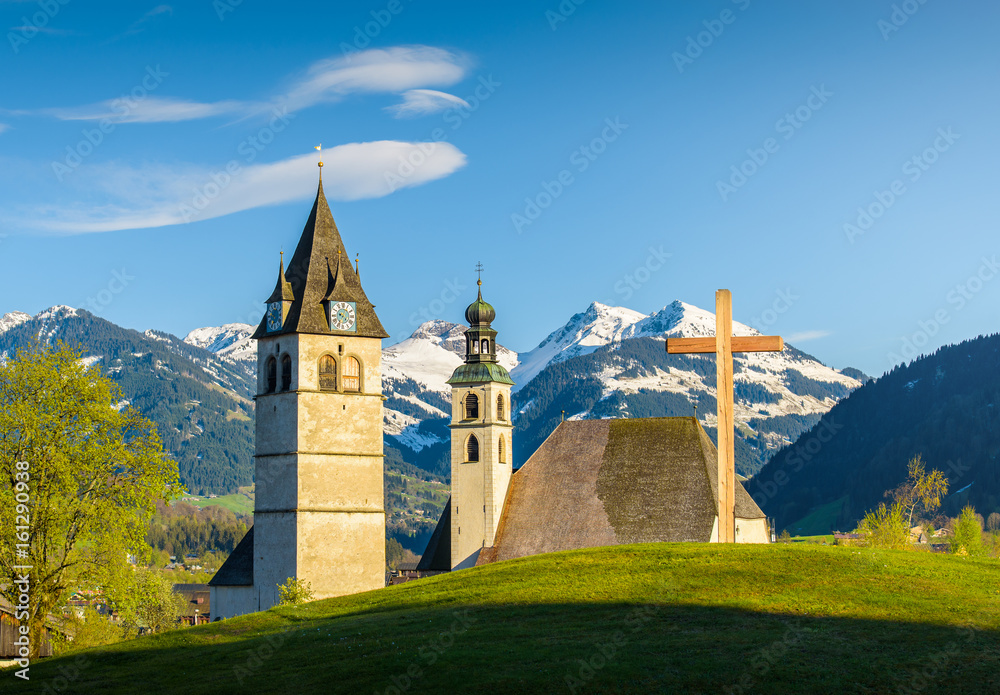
xmin=856 ymin=502 xmax=909 ymax=550
xmin=950 ymin=506 xmax=985 ymax=557
xmin=277 ymin=577 xmax=314 ymax=606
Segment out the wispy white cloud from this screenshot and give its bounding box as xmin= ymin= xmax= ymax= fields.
xmin=386 ymin=89 xmax=470 ymax=118
xmin=29 ymin=46 xmax=469 ymax=125
xmin=787 ymin=330 xmax=831 ymax=343
xmin=12 ymin=140 xmax=467 ymax=234
xmin=117 ymin=4 xmax=172 ymax=38
xmin=0 ymin=124 xmax=9 ymax=135
xmin=41 ymin=96 xmax=250 ymax=123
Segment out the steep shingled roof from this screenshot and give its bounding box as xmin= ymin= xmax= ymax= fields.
xmin=252 ymin=178 xmax=387 ymax=339
xmin=474 ymin=417 xmax=765 ymax=565
xmin=208 ymin=526 xmax=254 ymax=586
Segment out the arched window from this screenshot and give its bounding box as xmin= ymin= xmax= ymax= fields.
xmin=498 ymin=435 xmax=506 ymax=463
xmin=265 ymin=357 xmax=277 ymax=393
xmin=465 ymin=392 xmax=479 ymax=419
xmin=467 ymin=434 xmax=480 ymax=462
xmin=472 ymin=340 xmax=479 ymax=354
xmin=496 ymin=393 xmax=505 ymax=421
xmin=319 ymin=355 xmax=337 ymax=391
xmin=481 ymin=338 xmax=489 ymax=354
xmin=343 ymin=356 xmax=361 ymax=392
xmin=280 ymin=354 xmax=292 ymax=391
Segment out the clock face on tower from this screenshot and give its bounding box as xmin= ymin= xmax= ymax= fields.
xmin=266 ymin=302 xmax=282 ymax=332
xmin=329 ymin=301 xmax=357 ymax=332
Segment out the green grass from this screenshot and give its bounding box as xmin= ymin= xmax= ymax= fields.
xmin=17 ymin=544 xmax=1000 ymax=694
xmin=182 ymin=493 xmax=253 ymax=515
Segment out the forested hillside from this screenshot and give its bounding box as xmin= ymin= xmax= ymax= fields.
xmin=754 ymin=333 xmax=1000 ymax=533
xmin=0 ymin=307 xmax=256 ymax=494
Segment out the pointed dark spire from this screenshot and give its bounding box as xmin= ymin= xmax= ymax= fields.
xmin=266 ymin=252 xmax=295 ymax=304
xmin=253 ymin=174 xmax=387 ymax=339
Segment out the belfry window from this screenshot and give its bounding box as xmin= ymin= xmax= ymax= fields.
xmin=497 ymin=393 xmax=505 ymax=421
xmin=343 ymin=356 xmax=361 ymax=392
xmin=280 ymin=354 xmax=292 ymax=391
xmin=465 ymin=393 xmax=479 ymax=419
xmin=467 ymin=434 xmax=480 ymax=462
xmin=481 ymin=338 xmax=489 ymax=353
xmin=265 ymin=357 xmax=277 ymax=394
xmin=498 ymin=435 xmax=506 ymax=463
xmin=319 ymin=355 xmax=337 ymax=391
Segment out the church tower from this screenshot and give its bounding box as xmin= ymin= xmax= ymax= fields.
xmin=249 ymin=164 xmax=388 ymax=609
xmin=446 ymin=277 xmax=515 ymax=569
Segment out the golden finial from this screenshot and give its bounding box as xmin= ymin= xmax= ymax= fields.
xmin=315 ymin=144 xmax=324 ymax=175
xmin=475 ymin=261 xmax=484 ymax=287
xmin=355 ymin=254 xmax=359 ymax=275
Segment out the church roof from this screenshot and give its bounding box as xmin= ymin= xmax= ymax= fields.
xmin=208 ymin=526 xmax=254 ymax=586
xmin=416 ymin=496 xmax=452 ymax=571
xmin=252 ymin=178 xmax=388 ymax=339
xmin=265 ymin=255 xmax=295 ymax=304
xmin=475 ymin=417 xmax=765 ymax=565
xmin=446 ymin=363 xmax=515 ymax=386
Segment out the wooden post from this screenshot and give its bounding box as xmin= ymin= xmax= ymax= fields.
xmin=715 ymin=290 xmax=735 ymax=544
xmin=665 ymin=290 xmax=784 ymax=543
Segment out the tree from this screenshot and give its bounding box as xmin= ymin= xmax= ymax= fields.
xmin=987 ymin=512 xmax=1000 ymax=533
xmin=386 ymin=538 xmax=406 ymax=570
xmin=112 ymin=567 xmax=185 ymax=635
xmin=856 ymin=501 xmax=909 ymax=550
xmin=0 ymin=343 xmax=181 ymax=657
xmin=277 ymin=577 xmax=314 ymax=606
xmin=951 ymin=505 xmax=984 ymax=557
xmin=885 ymin=455 xmax=949 ymax=528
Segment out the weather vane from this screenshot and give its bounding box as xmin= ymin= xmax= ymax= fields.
xmin=315 ymin=144 xmax=323 ymax=169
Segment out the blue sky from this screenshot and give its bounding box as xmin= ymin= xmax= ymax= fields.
xmin=1 ymin=0 xmax=998 ymax=377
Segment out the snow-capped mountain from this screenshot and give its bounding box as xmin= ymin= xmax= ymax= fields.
xmin=184 ymin=323 xmax=255 ymax=365
xmin=184 ymin=298 xmax=865 ymax=476
xmin=380 ymin=320 xmax=516 ymax=454
xmin=0 ymin=310 xmax=31 ymax=335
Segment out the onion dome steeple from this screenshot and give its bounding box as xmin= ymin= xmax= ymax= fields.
xmin=446 ymin=265 xmax=514 ymax=387
xmin=465 ymin=281 xmax=496 ymax=326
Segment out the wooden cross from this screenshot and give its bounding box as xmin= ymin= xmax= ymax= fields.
xmin=666 ymin=290 xmax=783 ymax=543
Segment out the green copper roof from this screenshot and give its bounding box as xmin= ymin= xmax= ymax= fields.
xmin=446 ymin=362 xmax=515 ymax=385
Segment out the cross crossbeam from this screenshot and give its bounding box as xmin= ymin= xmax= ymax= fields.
xmin=666 ymin=290 xmax=784 ymax=543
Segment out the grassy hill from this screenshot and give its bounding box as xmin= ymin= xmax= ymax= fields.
xmin=21 ymin=544 xmax=1000 ymax=693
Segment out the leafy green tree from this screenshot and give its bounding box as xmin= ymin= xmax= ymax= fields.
xmin=856 ymin=501 xmax=909 ymax=550
xmin=886 ymin=455 xmax=949 ymax=528
xmin=951 ymin=505 xmax=985 ymax=557
xmin=0 ymin=343 xmax=181 ymax=656
xmin=987 ymin=512 xmax=1000 ymax=534
xmin=55 ymin=607 xmax=122 ymax=654
xmin=277 ymin=577 xmax=314 ymax=606
xmin=112 ymin=567 xmax=185 ymax=635
xmin=386 ymin=538 xmax=406 ymax=570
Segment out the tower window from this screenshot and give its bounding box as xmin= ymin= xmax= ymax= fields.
xmin=343 ymin=356 xmax=361 ymax=392
xmin=467 ymin=434 xmax=480 ymax=462
xmin=465 ymin=392 xmax=479 ymax=419
xmin=280 ymin=354 xmax=292 ymax=391
xmin=472 ymin=340 xmax=479 ymax=354
xmin=497 ymin=393 xmax=505 ymax=421
xmin=319 ymin=355 xmax=337 ymax=391
xmin=481 ymin=338 xmax=489 ymax=353
xmin=498 ymin=435 xmax=506 ymax=464
xmin=265 ymin=357 xmax=277 ymax=394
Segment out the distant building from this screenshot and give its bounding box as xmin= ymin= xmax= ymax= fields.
xmin=172 ymin=584 xmax=210 ymax=625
